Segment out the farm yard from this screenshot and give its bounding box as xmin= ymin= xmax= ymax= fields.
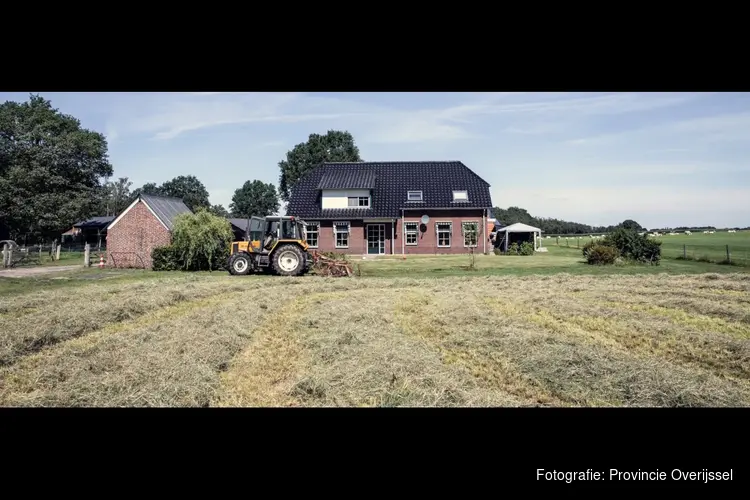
xmin=1 ymin=248 xmax=749 ymax=407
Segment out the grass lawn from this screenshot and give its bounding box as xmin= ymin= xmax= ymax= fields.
xmin=1 ymin=248 xmax=749 ymax=407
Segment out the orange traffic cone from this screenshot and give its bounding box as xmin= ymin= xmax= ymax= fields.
xmin=99 ymin=255 xmax=104 ymax=268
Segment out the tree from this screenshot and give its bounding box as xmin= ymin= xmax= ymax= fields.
xmin=129 ymin=176 xmax=210 ymax=212
xmin=102 ymin=177 xmax=132 ymax=216
xmin=130 ymin=182 xmax=160 ymax=201
xmin=0 ymin=94 xmax=113 ymax=240
xmin=278 ymin=130 xmax=363 ymax=201
xmin=170 ymin=208 xmax=234 ymax=271
xmin=158 ymin=175 xmax=210 ymax=211
xmin=230 ymin=180 xmax=280 ymax=218
xmin=208 ymin=204 xmax=230 ymax=218
xmin=619 ymin=219 xmax=644 ymax=231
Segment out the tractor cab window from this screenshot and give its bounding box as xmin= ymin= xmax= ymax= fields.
xmin=266 ymin=221 xmax=279 ymax=237
xmin=280 ymin=220 xmax=297 ymax=239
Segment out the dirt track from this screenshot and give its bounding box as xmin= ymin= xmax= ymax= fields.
xmin=0 ymin=265 xmax=82 ymax=278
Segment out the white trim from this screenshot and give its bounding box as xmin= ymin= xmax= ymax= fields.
xmin=435 ymin=221 xmax=452 ymax=248
xmin=461 ymin=220 xmax=480 ymax=248
xmin=404 ymin=221 xmax=419 ymax=246
xmin=333 ymin=221 xmax=350 ymax=249
xmin=106 ymin=196 xmax=170 ymax=232
xmin=305 ymin=221 xmax=320 ymax=248
xmin=407 ymin=190 xmax=423 ymax=201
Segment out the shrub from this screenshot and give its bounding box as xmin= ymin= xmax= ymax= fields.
xmin=585 ymin=244 xmax=620 ymax=265
xmin=602 ymin=228 xmax=661 ymax=265
xmin=582 ymin=239 xmax=597 ymax=258
xmin=152 ymin=245 xmax=181 ymax=271
xmin=170 ymin=209 xmax=234 ymax=271
xmin=519 ymin=241 xmax=535 ymax=256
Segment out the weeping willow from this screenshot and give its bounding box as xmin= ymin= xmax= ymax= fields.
xmin=171 ymin=209 xmax=234 ymax=271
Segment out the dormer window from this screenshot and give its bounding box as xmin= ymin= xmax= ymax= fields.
xmin=452 ymin=190 xmax=468 ymax=202
xmin=348 ymin=196 xmax=370 ymax=207
xmin=407 ymin=190 xmax=423 ymax=202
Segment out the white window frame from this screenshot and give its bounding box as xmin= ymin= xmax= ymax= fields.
xmin=306 ymin=222 xmax=319 ymax=248
xmin=462 ymin=221 xmax=479 ymax=248
xmin=347 ymin=196 xmax=370 ymax=208
xmin=334 ymin=221 xmax=350 ymax=249
xmin=404 ymin=222 xmax=418 ymax=246
xmin=452 ymin=190 xmax=468 ymax=202
xmin=435 ymin=221 xmax=452 ymax=247
xmin=407 ymin=190 xmax=423 ymax=202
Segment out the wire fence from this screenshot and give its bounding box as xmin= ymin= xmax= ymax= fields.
xmin=2 ymin=242 xmax=107 ymax=268
xmin=546 ymin=235 xmax=750 ymax=266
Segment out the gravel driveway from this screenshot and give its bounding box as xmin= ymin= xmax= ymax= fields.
xmin=0 ymin=265 xmax=82 ymax=278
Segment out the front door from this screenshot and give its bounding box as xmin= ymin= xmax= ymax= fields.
xmin=367 ymin=224 xmax=385 ymax=255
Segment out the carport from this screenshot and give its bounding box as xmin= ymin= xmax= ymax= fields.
xmin=497 ymin=222 xmax=543 ymax=252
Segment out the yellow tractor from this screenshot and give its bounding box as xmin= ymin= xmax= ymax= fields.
xmin=227 ymin=215 xmax=314 ymax=276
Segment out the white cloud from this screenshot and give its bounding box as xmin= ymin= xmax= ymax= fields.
xmin=103 ymin=92 xmax=703 ymax=145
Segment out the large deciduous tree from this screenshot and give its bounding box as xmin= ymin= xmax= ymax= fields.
xmin=158 ymin=175 xmax=210 ymax=211
xmin=208 ymin=204 xmax=230 ymax=218
xmin=0 ymin=94 xmax=113 ymax=240
xmin=230 ymin=180 xmax=279 ymax=218
xmin=101 ymin=177 xmax=133 ymax=216
xmin=277 ymin=130 xmax=363 ymax=201
xmin=130 ymin=176 xmax=211 ymax=212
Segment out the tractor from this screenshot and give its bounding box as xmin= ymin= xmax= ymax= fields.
xmin=227 ymin=215 xmax=314 ymax=276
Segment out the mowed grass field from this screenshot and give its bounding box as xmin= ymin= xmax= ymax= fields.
xmin=548 ymin=230 xmax=750 ymax=266
xmin=1 ymin=249 xmax=749 ymax=407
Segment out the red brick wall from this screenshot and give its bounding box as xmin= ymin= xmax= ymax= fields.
xmin=303 ymin=210 xmax=488 ymax=255
xmin=106 ymin=201 xmax=172 ymax=269
xmin=396 ymin=209 xmax=488 ymax=255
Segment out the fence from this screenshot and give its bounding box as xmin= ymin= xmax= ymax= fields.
xmin=2 ymin=241 xmax=108 ymax=269
xmin=546 ymin=236 xmax=750 ymax=267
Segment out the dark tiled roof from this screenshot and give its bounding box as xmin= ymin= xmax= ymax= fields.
xmin=140 ymin=194 xmax=192 ymax=231
xmin=317 ymin=168 xmax=376 ymax=190
xmin=287 ymin=161 xmax=492 ymax=219
xmin=74 ymin=216 xmax=115 ymax=229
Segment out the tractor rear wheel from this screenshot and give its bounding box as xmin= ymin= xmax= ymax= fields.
xmin=272 ymin=244 xmax=305 ymax=276
xmin=228 ymin=253 xmax=252 ymax=275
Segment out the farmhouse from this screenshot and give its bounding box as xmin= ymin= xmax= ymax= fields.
xmin=286 ymin=161 xmax=493 ymax=255
xmin=105 ymin=193 xmax=191 ymax=269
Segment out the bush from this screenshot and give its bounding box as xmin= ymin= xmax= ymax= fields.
xmin=152 ymin=245 xmax=181 ymax=271
xmin=169 ymin=209 xmax=235 ymax=271
xmin=602 ymin=228 xmax=661 ymax=265
xmin=582 ymin=239 xmax=597 ymax=258
xmin=519 ymin=241 xmax=535 ymax=256
xmin=585 ymin=243 xmax=620 ymax=265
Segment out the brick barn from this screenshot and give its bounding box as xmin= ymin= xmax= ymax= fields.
xmin=286 ymin=161 xmax=494 ymax=255
xmin=105 ymin=193 xmax=192 ymax=268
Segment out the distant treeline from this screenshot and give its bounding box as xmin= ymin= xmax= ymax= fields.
xmin=491 ymin=207 xmax=748 ymax=235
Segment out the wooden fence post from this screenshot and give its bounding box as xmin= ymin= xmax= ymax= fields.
xmin=84 ymin=243 xmax=90 ymax=267
xmin=2 ymin=243 xmax=7 ymax=268
xmin=56 ymin=245 xmax=61 ymax=261
xmin=38 ymin=243 xmax=42 ymax=260
xmin=726 ymin=245 xmax=731 ymax=264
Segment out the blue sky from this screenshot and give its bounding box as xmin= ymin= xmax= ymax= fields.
xmin=2 ymin=91 xmax=748 ymax=228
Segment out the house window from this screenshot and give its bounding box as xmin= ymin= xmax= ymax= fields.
xmin=404 ymin=222 xmax=418 ymax=245
xmin=407 ymin=191 xmax=423 ymax=202
xmin=436 ymin=222 xmax=452 ymax=247
xmin=462 ymin=221 xmax=479 ymax=247
xmin=347 ymin=196 xmax=370 ymax=207
xmin=452 ymin=190 xmax=468 ymax=202
xmin=334 ymin=221 xmax=350 ymax=248
xmin=306 ymin=222 xmax=319 ymax=248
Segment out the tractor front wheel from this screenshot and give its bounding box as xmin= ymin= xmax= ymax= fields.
xmin=272 ymin=245 xmax=305 ymax=276
xmin=228 ymin=253 xmax=252 ymax=275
